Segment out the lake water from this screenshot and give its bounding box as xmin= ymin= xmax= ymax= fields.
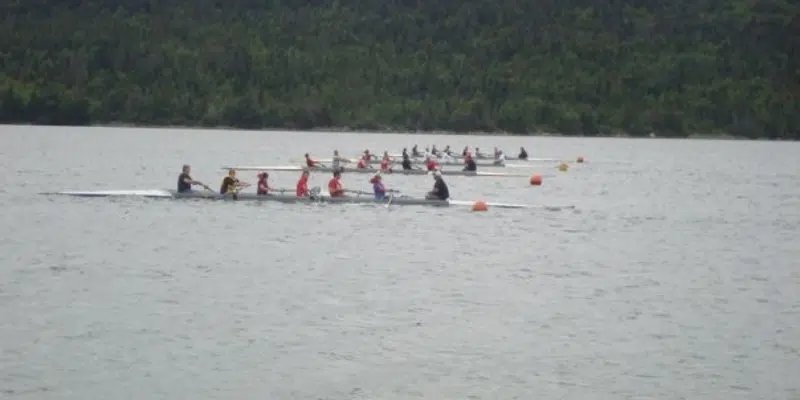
xmin=0 ymin=125 xmax=798 ymax=399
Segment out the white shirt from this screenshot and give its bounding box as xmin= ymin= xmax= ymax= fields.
xmin=496 ymin=152 xmax=506 ymax=164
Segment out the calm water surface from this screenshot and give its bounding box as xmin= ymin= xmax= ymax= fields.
xmin=0 ymin=126 xmax=798 ymax=399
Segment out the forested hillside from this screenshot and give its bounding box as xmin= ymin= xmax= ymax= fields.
xmin=0 ymin=0 xmax=797 ymax=138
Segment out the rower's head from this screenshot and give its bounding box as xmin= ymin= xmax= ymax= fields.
xmin=333 ymin=170 xmax=341 ymax=178
xmin=304 ymin=153 xmax=310 ymax=158
xmin=182 ymin=164 xmax=190 ymax=173
xmin=228 ymin=168 xmax=236 ymax=177
xmin=333 ymin=150 xmax=339 ymax=156
xmin=431 ymin=170 xmax=442 ymax=180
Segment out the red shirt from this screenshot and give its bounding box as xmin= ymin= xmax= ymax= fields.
xmin=328 ymin=177 xmax=343 ymax=197
xmin=305 ymin=157 xmax=315 ymax=167
xmin=356 ymin=158 xmax=367 ymax=169
xmin=257 ymin=179 xmax=269 ymax=195
xmin=426 ymin=159 xmax=438 ymax=171
xmin=380 ymin=158 xmax=390 ymax=170
xmin=296 ymin=175 xmax=308 ymax=196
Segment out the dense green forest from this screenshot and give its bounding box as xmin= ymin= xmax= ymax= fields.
xmin=0 ymin=0 xmax=797 ymax=138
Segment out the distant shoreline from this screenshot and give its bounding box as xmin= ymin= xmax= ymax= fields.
xmin=1 ymin=122 xmax=790 ymax=141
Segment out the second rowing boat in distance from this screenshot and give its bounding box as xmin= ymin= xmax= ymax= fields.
xmin=221 ymin=165 xmax=547 ymax=178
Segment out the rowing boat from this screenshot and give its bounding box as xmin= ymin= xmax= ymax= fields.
xmin=222 ymin=165 xmax=543 ymax=178
xmin=43 ymin=189 xmax=574 ymax=210
xmin=309 ymin=158 xmax=521 ymax=168
xmin=387 ymin=153 xmax=564 ymax=162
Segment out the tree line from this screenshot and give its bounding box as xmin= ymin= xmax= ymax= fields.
xmin=0 ymin=0 xmax=797 ymax=138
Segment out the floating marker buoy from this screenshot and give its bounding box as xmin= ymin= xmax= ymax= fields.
xmin=529 ymin=174 xmax=542 ymax=186
xmin=471 ymin=200 xmax=488 ymax=212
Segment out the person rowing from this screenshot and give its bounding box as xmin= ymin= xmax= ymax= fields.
xmin=177 ymin=164 xmax=209 ymax=193
xmin=412 ymin=145 xmax=421 ymax=157
xmin=296 ymin=169 xmax=310 ymax=197
xmin=461 ymin=146 xmax=469 ymax=157
xmin=494 ymin=149 xmax=506 ymax=166
xmin=304 ymin=153 xmax=319 ymax=168
xmin=463 ymin=152 xmax=477 ymax=171
xmin=379 ymin=152 xmax=391 ymax=170
xmin=475 ymin=147 xmax=488 ymax=158
xmin=424 ymin=156 xmax=439 ymax=171
xmin=331 ymin=150 xmax=348 ymax=172
xmin=256 ymin=172 xmax=270 ymax=195
xmin=401 ymin=152 xmax=413 ymax=170
xmin=369 ymin=172 xmax=387 ymax=200
xmin=518 ymin=146 xmax=528 ymax=160
xmin=356 ymin=153 xmax=374 ymax=169
xmin=327 ymin=170 xmax=345 ymax=197
xmin=220 ymin=169 xmax=249 ymax=196
xmin=425 ymin=170 xmax=449 ymax=200
xmin=431 ymin=145 xmax=439 ymax=156
xmin=439 ymin=151 xmax=455 ymax=163
xmin=493 ymin=147 xmax=500 ymax=159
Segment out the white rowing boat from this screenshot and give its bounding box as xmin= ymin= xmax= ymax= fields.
xmin=42 ymin=189 xmax=575 ymax=210
xmin=222 ymin=165 xmax=546 ymax=178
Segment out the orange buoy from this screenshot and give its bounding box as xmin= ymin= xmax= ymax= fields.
xmin=471 ymin=200 xmax=488 ymax=212
xmin=557 ymin=162 xmax=569 ymax=172
xmin=529 ymin=174 xmax=542 ymax=186
xmin=576 ymin=156 xmax=584 ymax=163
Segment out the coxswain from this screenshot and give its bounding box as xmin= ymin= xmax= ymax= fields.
xmin=462 ymin=146 xmax=469 ymax=157
xmin=518 ymin=147 xmax=528 ymax=160
xmin=412 ymin=145 xmax=420 ymax=157
xmin=177 ymin=164 xmax=205 ymax=193
xmin=463 ymin=153 xmax=477 ymax=171
xmin=426 ymin=170 xmax=450 ymax=200
xmin=401 ymin=152 xmax=413 ymax=170
xmin=304 ymin=153 xmax=317 ymax=168
xmin=494 ymin=150 xmax=506 ymax=166
xmin=220 ymin=168 xmax=248 ymax=195
xmin=424 ymin=156 xmax=438 ymax=171
xmin=296 ymin=170 xmax=310 ymax=197
xmin=369 ymin=173 xmax=387 ymax=200
xmin=327 ymin=170 xmax=345 ymax=197
xmin=379 ymin=152 xmax=391 ymax=170
xmin=256 ymin=172 xmax=270 ymax=195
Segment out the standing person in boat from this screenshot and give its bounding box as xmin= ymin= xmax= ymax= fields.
xmin=424 ymin=156 xmax=439 ymax=171
xmin=401 ymin=152 xmax=413 ymax=170
xmin=463 ymin=152 xmax=477 ymax=171
xmin=177 ymin=164 xmax=206 ymax=193
xmin=220 ymin=169 xmax=249 ymax=196
xmin=256 ymin=172 xmax=270 ymax=195
xmin=296 ymin=169 xmax=310 ymax=197
xmin=518 ymin=147 xmax=528 ymax=160
xmin=369 ymin=173 xmax=387 ymax=200
xmin=327 ymin=170 xmax=345 ymax=197
xmin=494 ymin=149 xmax=506 ymax=166
xmin=426 ymin=171 xmax=450 ymax=200
xmin=304 ymin=153 xmax=318 ymax=168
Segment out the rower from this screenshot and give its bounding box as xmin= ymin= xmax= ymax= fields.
xmin=462 ymin=146 xmax=469 ymax=157
xmin=494 ymin=150 xmax=506 ymax=166
xmin=439 ymin=151 xmax=455 ymax=163
xmin=332 ymin=150 xmax=347 ymax=172
xmin=296 ymin=169 xmax=310 ymax=196
xmin=463 ymin=153 xmax=477 ymax=171
xmin=327 ymin=170 xmax=345 ymax=197
xmin=412 ymin=145 xmax=420 ymax=157
xmin=475 ymin=147 xmax=485 ymax=158
xmin=177 ymin=164 xmax=205 ymax=193
xmin=443 ymin=145 xmax=452 ymax=155
xmin=493 ymin=147 xmax=500 ymax=159
xmin=379 ymin=152 xmax=391 ymax=170
xmin=363 ymin=149 xmax=374 ymax=160
xmin=304 ymin=153 xmax=317 ymax=168
xmin=220 ymin=168 xmax=248 ymax=195
xmin=356 ymin=153 xmax=372 ymax=169
xmin=369 ymin=173 xmax=387 ymax=200
xmin=401 ymin=152 xmax=413 ymax=170
xmin=256 ymin=172 xmax=270 ymax=195
xmin=424 ymin=156 xmax=438 ymax=171
xmin=518 ymin=146 xmax=528 ymax=160
xmin=431 ymin=145 xmax=438 ymax=156
xmin=425 ymin=171 xmax=450 ymax=200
